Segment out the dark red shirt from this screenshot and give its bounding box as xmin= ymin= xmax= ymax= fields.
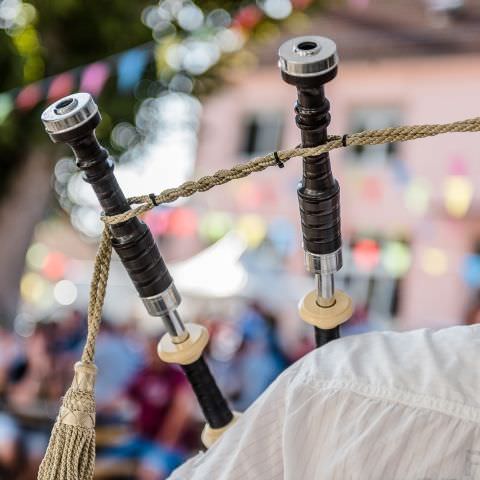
xmin=127 ymin=365 xmax=187 ymax=439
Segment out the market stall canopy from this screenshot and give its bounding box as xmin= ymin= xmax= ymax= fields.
xmin=171 ymin=231 xmax=248 ymax=299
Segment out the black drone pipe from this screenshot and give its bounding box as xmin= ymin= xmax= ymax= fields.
xmin=41 ymin=94 xmax=233 ymax=431
xmin=279 ymin=36 xmax=343 ymax=347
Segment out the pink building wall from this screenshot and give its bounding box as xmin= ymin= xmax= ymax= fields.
xmin=196 ymin=53 xmax=480 ymax=330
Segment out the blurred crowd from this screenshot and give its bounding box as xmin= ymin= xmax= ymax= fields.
xmin=0 ymin=302 xmax=304 ymax=480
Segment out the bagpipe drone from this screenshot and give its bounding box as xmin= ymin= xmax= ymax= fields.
xmin=36 ymin=36 xmax=480 ymax=479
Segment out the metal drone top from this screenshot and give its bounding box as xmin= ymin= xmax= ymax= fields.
xmin=278 ymin=36 xmax=338 ymax=78
xmin=41 ymin=93 xmax=98 ymax=138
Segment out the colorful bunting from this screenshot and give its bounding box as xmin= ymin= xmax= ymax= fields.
xmin=232 ymin=5 xmax=263 ymax=30
xmin=0 ymin=94 xmax=13 ymax=123
xmin=463 ymin=254 xmax=480 ymax=288
xmin=444 ymin=175 xmax=474 ymax=219
xmin=382 ymin=241 xmax=411 ymax=278
xmin=199 ymin=212 xmax=234 ymax=243
xmin=80 ymin=62 xmax=110 ymax=97
xmin=16 ymin=83 xmax=42 ymax=111
xmin=420 ymin=247 xmax=448 ymax=276
xmin=353 ymin=238 xmax=380 ymax=272
xmin=48 ymin=72 xmax=75 ymax=102
xmin=268 ymin=218 xmax=296 ymax=256
xmin=447 ymin=155 xmax=468 ymax=176
xmin=117 ymin=49 xmax=150 ymax=93
xmin=404 ymin=177 xmax=431 ymax=216
xmin=1 ymin=43 xmax=153 ymax=117
xmin=168 ymin=208 xmax=198 ymax=237
xmin=236 ymin=214 xmax=267 ymax=248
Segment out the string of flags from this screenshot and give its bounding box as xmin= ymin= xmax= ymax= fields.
xmin=0 ymin=42 xmax=154 ymax=123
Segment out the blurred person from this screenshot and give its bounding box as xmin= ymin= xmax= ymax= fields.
xmin=102 ymin=337 xmax=194 ymax=480
xmin=168 ymin=325 xmax=480 ymax=479
xmin=235 ymin=303 xmax=289 ymax=410
xmin=50 ymin=309 xmax=87 ymax=356
xmin=7 ymin=325 xmax=51 ymax=409
xmin=0 ymin=411 xmax=22 ymax=478
xmin=93 ymin=319 xmax=145 ymax=412
xmin=5 ymin=324 xmax=54 ymax=477
xmin=0 ymin=327 xmax=21 ymax=395
xmin=206 ymin=319 xmax=243 ymax=405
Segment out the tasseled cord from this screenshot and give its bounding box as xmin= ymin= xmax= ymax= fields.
xmin=38 ymin=228 xmax=112 ymax=480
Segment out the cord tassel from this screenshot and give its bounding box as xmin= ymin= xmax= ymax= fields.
xmin=37 ymin=229 xmax=112 ymax=480
xmin=37 ymin=363 xmax=97 ymax=480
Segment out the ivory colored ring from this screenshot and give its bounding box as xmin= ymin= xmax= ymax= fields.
xmin=299 ymin=289 xmax=353 ymax=329
xmin=157 ymin=324 xmax=209 ymax=365
xmin=201 ymin=412 xmax=241 ymax=448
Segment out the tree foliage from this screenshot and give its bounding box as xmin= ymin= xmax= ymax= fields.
xmin=0 ymin=0 xmax=324 ymax=196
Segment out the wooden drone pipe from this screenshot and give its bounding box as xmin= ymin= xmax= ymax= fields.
xmin=278 ymin=36 xmax=353 ymax=347
xmin=41 ymin=94 xmax=236 ymax=447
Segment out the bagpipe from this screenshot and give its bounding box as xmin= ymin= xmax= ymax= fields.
xmin=36 ymin=35 xmax=480 ymax=479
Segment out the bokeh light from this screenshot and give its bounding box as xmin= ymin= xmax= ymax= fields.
xmin=177 ymin=4 xmax=204 ymax=31
xmin=53 ymin=279 xmax=78 ymax=306
xmin=404 ymin=177 xmax=431 ymax=216
xmin=236 ymin=214 xmax=267 ymax=248
xmin=353 ymin=238 xmax=380 ymax=272
xmin=463 ymin=254 xmax=480 ymax=288
xmin=382 ymin=241 xmax=411 ymax=278
xmin=199 ymin=211 xmax=233 ymax=243
xmin=420 ymin=247 xmax=448 ymax=276
xmin=444 ymin=175 xmax=474 ymax=219
xmin=262 ymin=0 xmax=293 ymax=20
xmin=20 ymin=272 xmax=46 ymax=304
xmin=26 ymin=242 xmax=48 ymax=270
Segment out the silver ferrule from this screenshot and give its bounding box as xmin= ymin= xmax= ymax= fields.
xmin=142 ymin=283 xmax=188 ymax=341
xmin=278 ymin=36 xmax=338 ymax=78
xmin=142 ymin=282 xmax=181 ymax=316
xmin=163 ymin=310 xmax=189 ymax=343
xmin=41 ymin=93 xmax=98 ymax=135
xmin=316 ymin=273 xmax=335 ymax=308
xmin=305 ymin=249 xmax=343 ymax=275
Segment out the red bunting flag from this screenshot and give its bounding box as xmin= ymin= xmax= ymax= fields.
xmin=48 ymin=72 xmax=75 ymax=102
xmin=16 ymin=83 xmax=42 ymax=111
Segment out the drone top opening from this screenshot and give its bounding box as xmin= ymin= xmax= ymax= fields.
xmin=297 ymin=41 xmax=318 ymax=51
xmin=54 ymin=97 xmax=78 ymax=115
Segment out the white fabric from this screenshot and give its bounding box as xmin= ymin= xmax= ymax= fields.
xmin=168 ymin=325 xmax=480 ymax=480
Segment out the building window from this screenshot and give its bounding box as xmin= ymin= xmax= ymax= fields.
xmin=349 ymin=107 xmax=402 ymax=164
xmin=241 ymin=112 xmax=283 ymax=157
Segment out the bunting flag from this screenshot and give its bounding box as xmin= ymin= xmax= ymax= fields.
xmin=16 ymin=83 xmax=42 ymax=111
xmin=0 ymin=42 xmax=153 ymax=119
xmin=48 ymin=72 xmax=75 ymax=102
xmin=0 ymin=94 xmax=13 ymax=123
xmin=80 ymin=62 xmax=110 ymax=97
xmin=117 ymin=48 xmax=150 ymax=93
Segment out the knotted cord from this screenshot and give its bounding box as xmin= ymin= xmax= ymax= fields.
xmin=38 ymin=115 xmax=480 ymax=479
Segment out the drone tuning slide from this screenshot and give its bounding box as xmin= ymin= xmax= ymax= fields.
xmin=41 ymin=93 xmax=236 ymax=448
xmin=278 ymin=36 xmax=353 ymax=348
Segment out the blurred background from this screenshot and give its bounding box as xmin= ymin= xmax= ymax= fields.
xmin=0 ymin=0 xmax=479 ymax=478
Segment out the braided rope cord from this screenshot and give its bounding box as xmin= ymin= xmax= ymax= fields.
xmin=102 ymin=116 xmax=480 ymax=226
xmin=78 ymin=115 xmax=480 ymax=365
xmin=86 ymin=116 xmax=480 ymax=343
xmin=81 ymin=227 xmax=112 ymax=365
xmin=78 ymin=116 xmax=480 ymax=363
xmin=38 ymin=116 xmax=480 ymax=480
xmin=68 ymin=116 xmax=480 ymax=378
